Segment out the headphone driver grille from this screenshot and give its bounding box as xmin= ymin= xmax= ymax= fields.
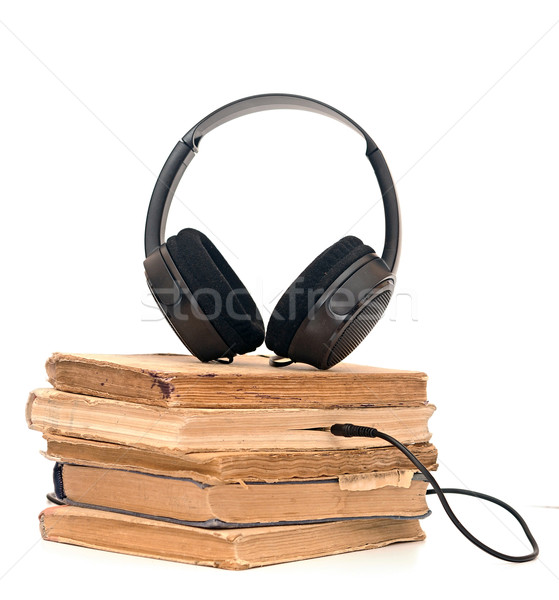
xmin=327 ymin=289 xmax=392 ymax=368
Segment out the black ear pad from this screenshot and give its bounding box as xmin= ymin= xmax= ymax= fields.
xmin=166 ymin=228 xmax=265 ymax=355
xmin=265 ymin=236 xmax=375 ymax=357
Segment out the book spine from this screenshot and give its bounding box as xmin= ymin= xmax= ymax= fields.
xmin=53 ymin=463 xmax=66 ymax=500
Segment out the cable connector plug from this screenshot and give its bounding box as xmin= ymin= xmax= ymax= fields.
xmin=330 ymin=423 xmax=379 ymax=438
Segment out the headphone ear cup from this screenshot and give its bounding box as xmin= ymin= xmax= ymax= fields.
xmin=166 ymin=228 xmax=265 ymax=355
xmin=265 ymin=236 xmax=377 ymax=360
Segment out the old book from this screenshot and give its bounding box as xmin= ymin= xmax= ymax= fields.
xmin=45 ymin=353 xmax=428 ymax=408
xmin=43 ymin=434 xmax=438 ymax=484
xmin=39 ymin=505 xmax=426 ymax=569
xmin=52 ymin=463 xmax=430 ymax=526
xmin=27 ymin=388 xmax=435 ymax=453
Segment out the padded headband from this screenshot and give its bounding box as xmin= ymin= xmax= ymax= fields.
xmin=144 ymin=93 xmax=401 ymax=271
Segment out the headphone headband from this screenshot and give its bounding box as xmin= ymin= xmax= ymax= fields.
xmin=144 ymin=93 xmax=400 ymax=271
xmin=181 ymin=93 xmax=378 ymax=152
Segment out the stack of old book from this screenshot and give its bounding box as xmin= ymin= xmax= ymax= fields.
xmin=26 ymin=353 xmax=437 ymax=569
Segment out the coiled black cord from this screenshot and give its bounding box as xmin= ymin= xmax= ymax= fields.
xmin=326 ymin=423 xmax=539 ymax=563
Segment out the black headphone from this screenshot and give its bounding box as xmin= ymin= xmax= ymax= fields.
xmin=144 ymin=94 xmax=401 ymax=369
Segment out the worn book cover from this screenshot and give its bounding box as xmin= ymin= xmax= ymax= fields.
xmin=27 ymin=388 xmax=435 ymax=453
xmin=46 ymin=353 xmax=428 ymax=408
xmin=43 ymin=434 xmax=438 ymax=484
xmin=40 ymin=505 xmax=426 ymax=569
xmin=51 ymin=462 xmax=431 ymax=527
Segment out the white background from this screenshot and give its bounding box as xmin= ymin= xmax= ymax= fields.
xmin=1 ymin=1 xmax=558 ymax=597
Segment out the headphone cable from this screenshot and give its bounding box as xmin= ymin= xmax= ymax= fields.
xmin=315 ymin=423 xmax=539 ymax=563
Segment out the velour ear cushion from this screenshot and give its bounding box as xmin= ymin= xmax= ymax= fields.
xmin=265 ymin=236 xmax=375 ymax=358
xmin=166 ymin=228 xmax=265 ymax=355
